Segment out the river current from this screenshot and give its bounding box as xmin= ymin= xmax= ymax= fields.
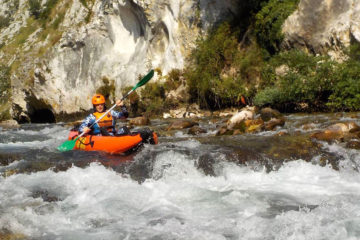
xmin=0 ymin=113 xmax=359 ymax=239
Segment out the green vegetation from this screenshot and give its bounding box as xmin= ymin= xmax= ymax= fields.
xmin=80 ymin=0 xmax=94 ymax=23
xmin=139 ymin=82 xmax=167 ymax=116
xmin=0 ymin=16 xmax=11 ymax=29
xmin=185 ymin=23 xmax=245 ymax=109
xmin=121 ymin=70 xmax=184 ymax=117
xmin=29 ymin=0 xmax=41 ymax=19
xmin=255 ymin=0 xmax=300 ymax=54
xmin=96 ymin=77 xmax=116 ymax=106
xmin=29 ymin=0 xmax=59 ymax=22
xmin=253 ymin=50 xmax=360 ymax=111
xmin=0 ymin=65 xmax=11 ymax=121
xmin=0 ymin=65 xmax=11 ymax=104
xmin=254 ymin=50 xmax=337 ymax=111
xmin=164 ymin=69 xmax=183 ymax=92
xmin=184 ymin=0 xmax=360 ymax=112
xmin=326 ymin=60 xmax=360 ymax=111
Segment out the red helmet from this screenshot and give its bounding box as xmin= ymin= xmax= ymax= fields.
xmin=92 ymin=94 xmax=105 ymax=105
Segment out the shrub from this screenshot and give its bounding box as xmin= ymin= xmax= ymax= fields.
xmin=327 ymin=60 xmax=360 ymax=111
xmin=52 ymin=13 xmax=64 ymax=29
xmin=254 ymin=0 xmax=299 ymax=54
xmin=185 ymin=22 xmax=244 ymax=109
xmin=0 ymin=16 xmax=11 ymax=29
xmin=29 ymin=0 xmax=59 ymax=21
xmin=40 ymin=0 xmax=59 ymax=20
xmin=0 ymin=65 xmax=11 ymax=104
xmin=122 ymin=86 xmax=140 ymax=117
xmin=254 ymin=50 xmax=337 ymax=111
xmin=253 ymin=86 xmax=283 ymax=107
xmin=139 ymin=82 xmax=166 ymax=116
xmin=164 ymin=69 xmax=182 ymax=92
xmin=29 ymin=0 xmax=41 ymax=19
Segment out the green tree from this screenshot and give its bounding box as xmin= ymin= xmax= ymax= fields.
xmin=255 ymin=0 xmax=299 ymax=54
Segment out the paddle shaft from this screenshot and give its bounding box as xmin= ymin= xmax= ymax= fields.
xmin=77 ymin=89 xmax=135 ymax=139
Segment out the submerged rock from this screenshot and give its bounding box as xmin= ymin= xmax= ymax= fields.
xmin=346 ymin=140 xmax=360 ymax=149
xmin=0 ymin=119 xmax=20 ymax=129
xmin=167 ymin=120 xmax=198 ymax=130
xmin=216 ymin=126 xmax=234 ymax=136
xmin=129 ymin=116 xmax=150 ymax=126
xmin=245 ymin=119 xmax=264 ymax=133
xmin=310 ymin=130 xmax=344 ymax=142
xmin=260 ymin=108 xmax=284 ymax=122
xmin=188 ymin=125 xmax=207 ymax=135
xmin=264 ymin=118 xmax=285 ymax=131
xmin=311 ymin=122 xmax=360 ymax=142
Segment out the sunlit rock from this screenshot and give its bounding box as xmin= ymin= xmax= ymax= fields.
xmin=227 ymin=109 xmax=255 ymax=130
xmin=310 ymin=130 xmax=344 ymax=142
xmin=244 ymin=119 xmax=264 ymax=133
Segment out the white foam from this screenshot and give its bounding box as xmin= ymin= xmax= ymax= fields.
xmin=0 ymin=125 xmax=70 ymax=150
xmin=1 ymin=152 xmax=359 ymax=239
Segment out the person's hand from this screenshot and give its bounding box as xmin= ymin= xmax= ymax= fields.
xmin=116 ymin=99 xmax=124 ymax=107
xmin=83 ymin=127 xmax=91 ymax=133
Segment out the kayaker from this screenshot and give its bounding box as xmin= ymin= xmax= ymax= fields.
xmin=79 ymin=94 xmax=129 ymax=136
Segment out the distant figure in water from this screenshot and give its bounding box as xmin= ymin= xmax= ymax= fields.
xmin=79 ymin=94 xmax=129 ymax=136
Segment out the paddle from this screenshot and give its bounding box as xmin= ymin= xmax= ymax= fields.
xmin=57 ymin=69 xmax=154 ymax=152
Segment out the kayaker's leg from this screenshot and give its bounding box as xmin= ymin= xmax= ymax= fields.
xmin=100 ymin=127 xmax=111 ymax=136
xmin=116 ymin=126 xmax=130 ymax=136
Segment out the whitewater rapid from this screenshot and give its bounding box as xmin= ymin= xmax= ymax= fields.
xmin=0 ymin=116 xmax=360 ymax=239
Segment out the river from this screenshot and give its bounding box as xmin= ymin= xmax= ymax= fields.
xmin=0 ymin=113 xmax=359 ymax=239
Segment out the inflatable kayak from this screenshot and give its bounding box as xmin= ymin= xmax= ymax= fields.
xmin=68 ymin=128 xmax=158 ymax=154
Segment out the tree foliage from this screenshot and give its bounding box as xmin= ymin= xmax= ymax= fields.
xmin=254 ymin=0 xmax=299 ymax=54
xmin=0 ymin=65 xmax=11 ymax=104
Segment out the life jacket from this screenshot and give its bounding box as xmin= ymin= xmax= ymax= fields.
xmin=93 ymin=112 xmax=114 ymax=131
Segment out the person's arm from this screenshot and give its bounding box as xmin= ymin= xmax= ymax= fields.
xmin=111 ymin=100 xmax=129 ymax=119
xmin=78 ymin=114 xmax=96 ymax=133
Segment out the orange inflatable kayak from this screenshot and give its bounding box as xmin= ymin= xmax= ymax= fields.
xmin=68 ymin=128 xmax=158 ymax=154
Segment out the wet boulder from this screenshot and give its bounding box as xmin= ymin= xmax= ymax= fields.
xmin=311 ymin=122 xmax=360 ymax=142
xmin=129 ymin=116 xmax=150 ymax=126
xmin=264 ymin=118 xmax=285 ymax=131
xmin=167 ymin=120 xmax=198 ymax=130
xmin=216 ymin=126 xmax=234 ymax=136
xmin=302 ymin=123 xmax=316 ymax=130
xmin=346 ymin=140 xmax=360 ymax=150
xmin=188 ymin=125 xmax=207 ymax=135
xmin=167 ymin=107 xmax=187 ymax=118
xmin=244 ymin=119 xmax=264 ymax=133
xmin=0 ymin=119 xmax=20 ymax=129
xmin=275 ymin=130 xmax=289 ymax=136
xmin=227 ymin=109 xmax=255 ymax=130
xmin=328 ymin=122 xmax=360 ymax=133
xmin=310 ymin=130 xmax=344 ymax=142
xmin=260 ymin=107 xmax=283 ymax=122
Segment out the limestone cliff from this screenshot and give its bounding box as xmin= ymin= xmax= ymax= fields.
xmin=282 ymin=0 xmax=360 ymax=60
xmin=0 ymin=0 xmax=239 ymax=122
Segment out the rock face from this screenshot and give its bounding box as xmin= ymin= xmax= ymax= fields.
xmin=0 ymin=0 xmax=241 ymax=122
xmin=282 ymin=0 xmax=360 ymax=59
